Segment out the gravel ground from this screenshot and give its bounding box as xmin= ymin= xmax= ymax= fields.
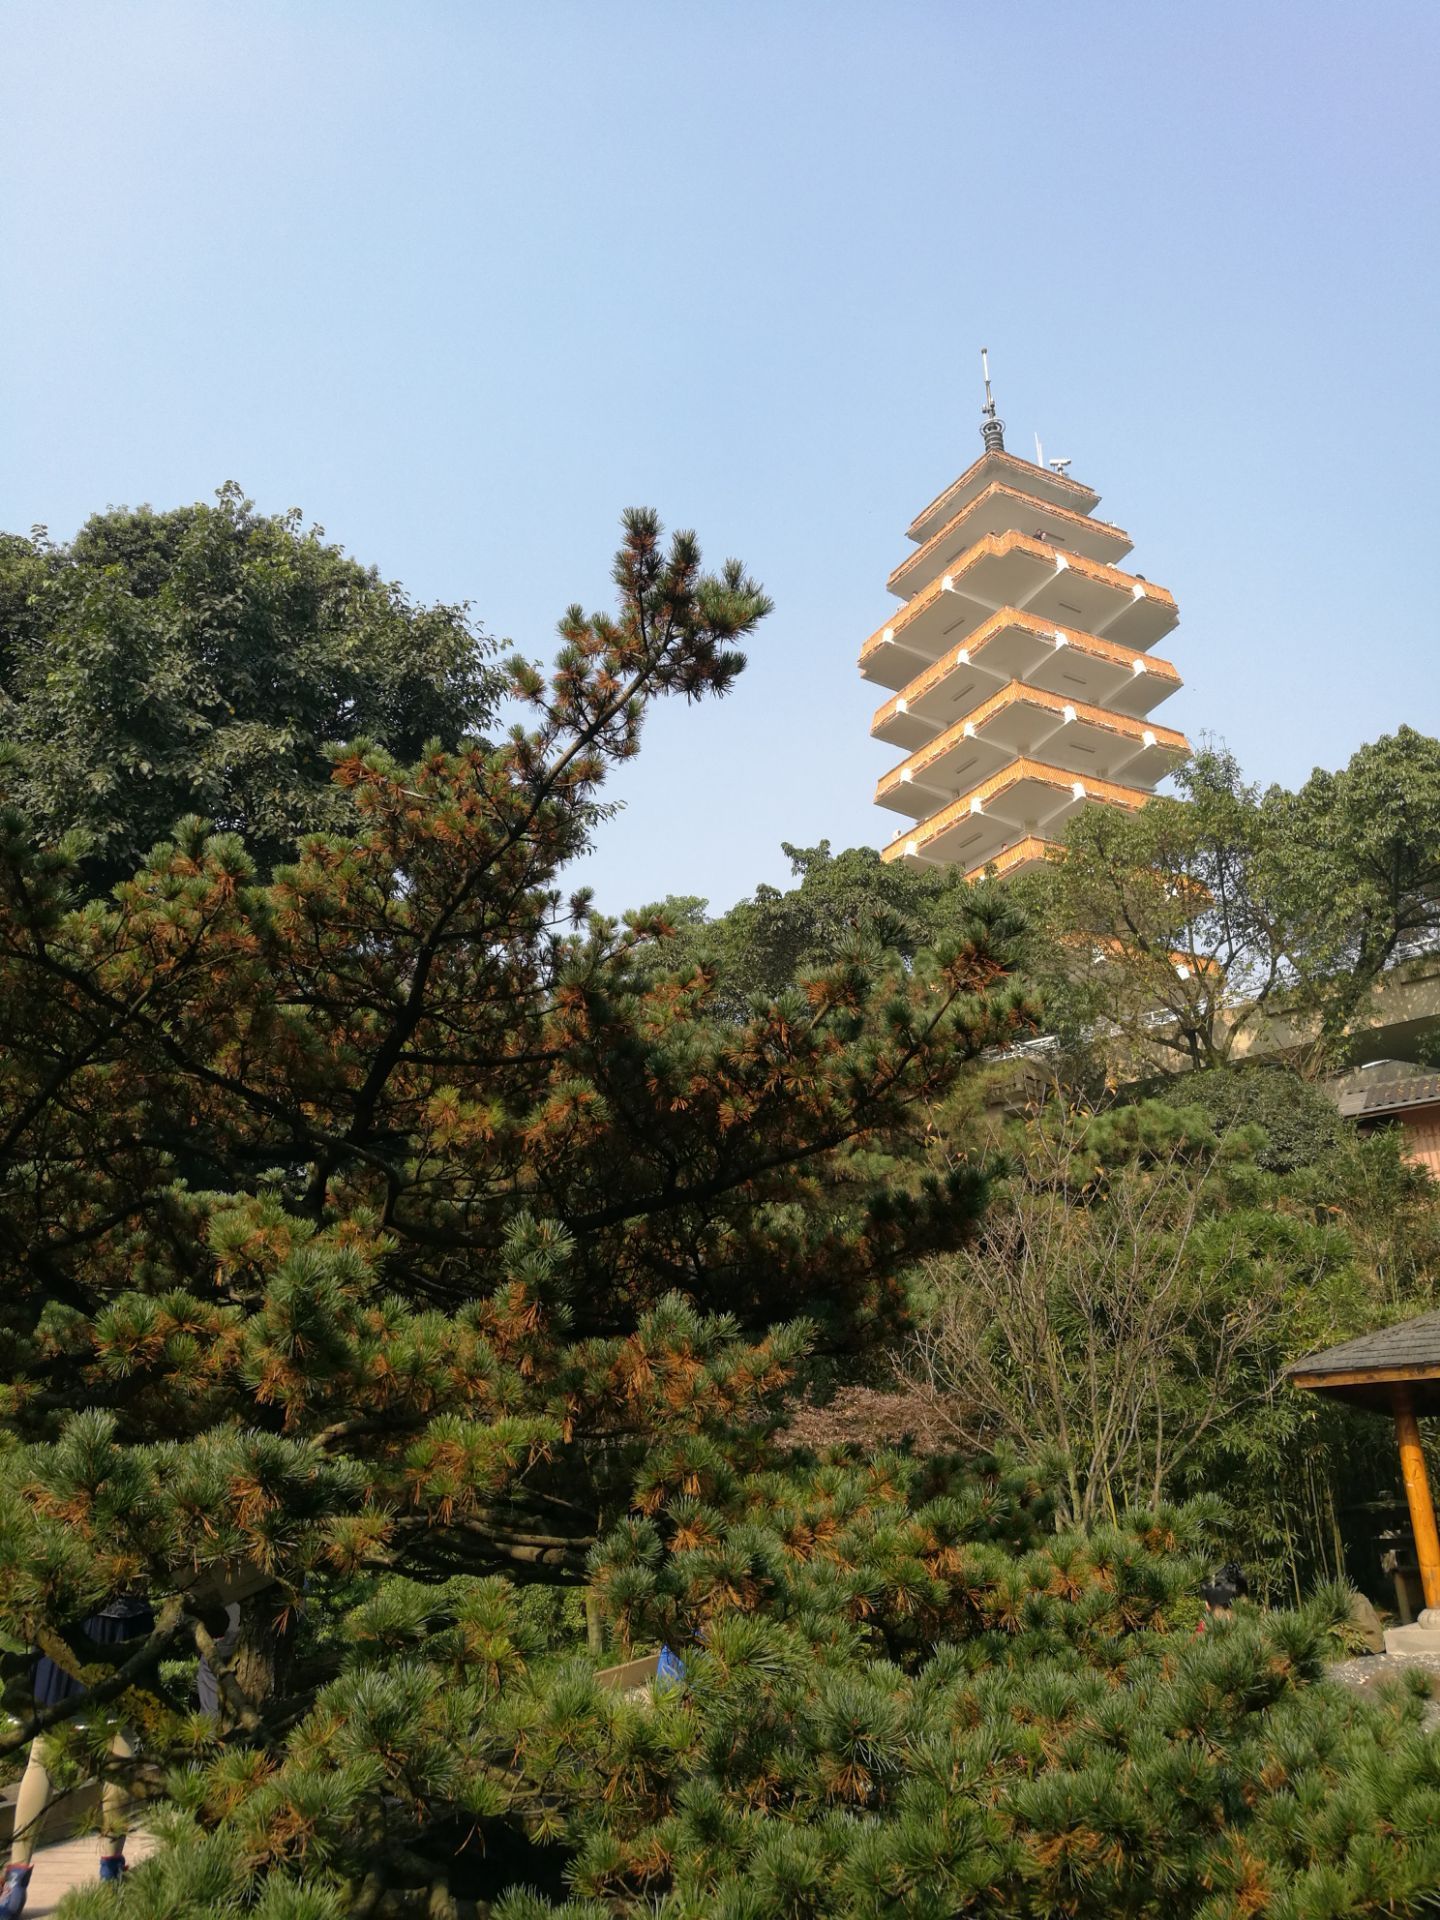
xmin=1329 ymin=1651 xmax=1440 ymax=1729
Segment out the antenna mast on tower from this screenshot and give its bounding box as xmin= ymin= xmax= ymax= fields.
xmin=980 ymin=347 xmax=1006 ymax=453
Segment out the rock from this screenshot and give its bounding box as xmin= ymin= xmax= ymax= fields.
xmin=1348 ymin=1591 xmax=1386 ymax=1653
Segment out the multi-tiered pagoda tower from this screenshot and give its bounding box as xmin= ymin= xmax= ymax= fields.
xmin=862 ymin=363 xmax=1189 ymax=881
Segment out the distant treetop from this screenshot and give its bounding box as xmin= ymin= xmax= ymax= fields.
xmin=0 ymin=483 xmax=501 ymax=889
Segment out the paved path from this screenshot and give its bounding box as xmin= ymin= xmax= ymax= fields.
xmin=15 ymin=1831 xmax=156 ymax=1917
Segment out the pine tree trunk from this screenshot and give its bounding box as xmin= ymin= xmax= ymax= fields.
xmin=232 ymin=1595 xmax=280 ymax=1711
xmin=585 ymin=1584 xmax=607 ymax=1658
xmin=214 ymin=1591 xmax=290 ymax=1733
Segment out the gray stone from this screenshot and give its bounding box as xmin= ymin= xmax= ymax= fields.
xmin=1348 ymin=1591 xmax=1386 ymax=1653
xmin=1383 ymin=1622 xmax=1440 ymax=1656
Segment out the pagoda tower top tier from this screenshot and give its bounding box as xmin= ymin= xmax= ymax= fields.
xmin=906 ymin=447 xmax=1102 ymax=548
xmin=861 ymin=363 xmax=1188 ymax=883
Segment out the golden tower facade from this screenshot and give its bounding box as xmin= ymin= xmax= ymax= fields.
xmin=863 ymin=370 xmax=1189 ymax=881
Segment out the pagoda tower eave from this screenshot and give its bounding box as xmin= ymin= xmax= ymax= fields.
xmin=874 ymin=682 xmax=1189 ymax=816
xmin=869 ymin=610 xmax=1183 ymax=749
xmin=887 ymin=480 xmax=1133 ymax=601
xmin=907 ymin=447 xmax=1101 ymax=544
xmin=960 ymin=837 xmax=1055 ymax=884
xmin=859 ymin=530 xmax=1178 ymax=693
xmin=881 ymin=758 xmax=1151 ymax=873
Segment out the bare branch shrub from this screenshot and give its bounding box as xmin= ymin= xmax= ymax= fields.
xmin=903 ymin=1117 xmax=1290 ymax=1529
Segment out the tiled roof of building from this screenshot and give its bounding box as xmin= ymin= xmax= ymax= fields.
xmin=1335 ymin=1066 xmax=1440 ymax=1120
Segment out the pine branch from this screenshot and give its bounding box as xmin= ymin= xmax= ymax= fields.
xmin=0 ymin=1601 xmax=187 ymax=1756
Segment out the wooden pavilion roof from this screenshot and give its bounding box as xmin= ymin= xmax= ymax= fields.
xmin=1289 ymin=1310 xmax=1440 ymax=1416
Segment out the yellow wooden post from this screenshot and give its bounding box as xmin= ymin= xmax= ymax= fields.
xmin=1394 ymin=1390 xmax=1440 ymax=1613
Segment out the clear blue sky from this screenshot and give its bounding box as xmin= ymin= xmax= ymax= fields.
xmin=4 ymin=2 xmax=1437 ymax=913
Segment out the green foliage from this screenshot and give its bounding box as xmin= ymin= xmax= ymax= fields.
xmin=1263 ymin=727 xmax=1440 ymax=1050
xmin=1173 ymin=1123 xmax=1440 ymax=1596
xmin=0 ymin=506 xmax=1041 ymax=1914
xmin=637 ymin=841 xmax=1019 ymax=1019
xmin=904 ymin=1097 xmax=1440 ymax=1595
xmin=1020 ymin=731 xmax=1440 ymax=1078
xmin=0 ymin=486 xmax=499 ymax=888
xmin=1014 ymin=746 xmax=1283 ymax=1075
xmin=1165 ymin=1065 xmax=1346 ymax=1172
xmin=2 ymin=493 xmax=1435 ymax=1915
xmin=906 ymin=1103 xmax=1303 ymax=1535
xmin=0 ymin=510 xmax=1031 ymax=1357
xmin=51 ymin=1455 xmax=1440 ymax=1918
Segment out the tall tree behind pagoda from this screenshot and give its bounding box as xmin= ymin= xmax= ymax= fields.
xmin=1262 ymin=726 xmax=1440 ymax=1055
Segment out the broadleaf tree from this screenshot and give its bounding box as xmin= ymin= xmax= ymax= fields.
xmin=635 ymin=840 xmax=1000 ymax=1018
xmin=0 ymin=485 xmax=499 ymax=890
xmin=1022 ymin=731 xmax=1440 ymax=1081
xmin=1260 ymin=725 xmax=1440 ymax=1056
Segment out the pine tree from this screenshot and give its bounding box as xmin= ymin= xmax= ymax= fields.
xmin=0 ymin=509 xmax=1033 ymax=1913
